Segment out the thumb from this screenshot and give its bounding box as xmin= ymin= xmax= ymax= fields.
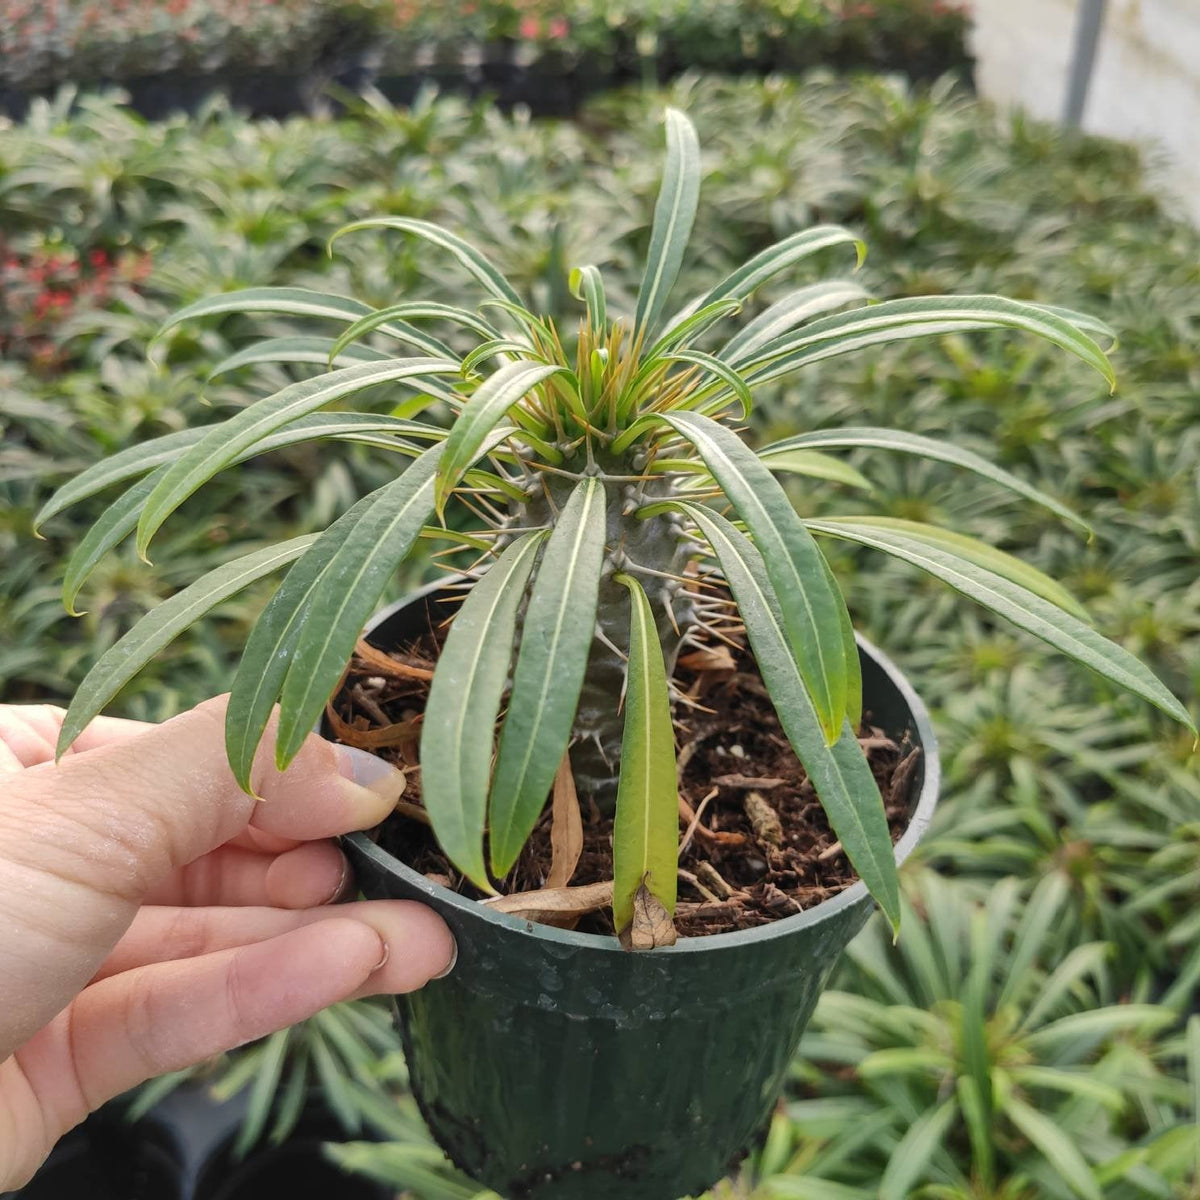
xmin=0 ymin=696 xmax=405 ymax=1051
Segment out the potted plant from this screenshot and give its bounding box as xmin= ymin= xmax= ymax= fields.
xmin=43 ymin=109 xmax=1192 ymax=1200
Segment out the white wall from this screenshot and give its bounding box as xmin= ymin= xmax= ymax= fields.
xmin=969 ymin=0 xmax=1200 ymax=222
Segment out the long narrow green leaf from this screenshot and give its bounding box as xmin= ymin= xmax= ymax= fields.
xmin=488 ymin=478 xmax=606 ymax=876
xmin=758 ymin=447 xmax=873 ymax=492
xmin=634 ymin=108 xmax=701 ymax=338
xmin=62 ymin=468 xmax=165 ymax=615
xmin=137 ymin=357 xmax=458 ymax=557
xmin=674 ymin=446 xmax=871 ymax=494
xmin=956 ymin=1076 xmax=994 ymax=1188
xmin=1005 ymin=1095 xmax=1103 ymax=1200
xmin=436 ymin=361 xmax=565 ymax=512
xmin=1009 ymin=1066 xmax=1124 ymax=1109
xmin=828 ymin=516 xmax=1089 ymax=618
xmin=569 ymin=265 xmax=606 ymax=334
xmin=478 ymin=298 xmax=559 ymax=347
xmin=962 ymin=909 xmax=996 ymax=1159
xmin=996 ymin=872 xmax=1071 ymax=1012
xmin=233 ymin=1028 xmax=290 ymax=1159
xmin=660 ymin=502 xmax=899 ymax=931
xmin=153 ymin=286 xmax=455 ymax=358
xmin=327 ymin=302 xmax=498 ymax=367
xmin=155 ymin=286 xmax=374 ymax=337
xmin=740 ymin=295 xmax=1116 ymax=392
xmin=660 ymin=411 xmax=849 ymax=743
xmin=35 ymin=427 xmax=205 ymax=532
xmin=226 ymin=494 xmax=380 ymax=792
xmin=330 ymin=218 xmax=524 ymax=307
xmin=687 ymin=225 xmax=865 ymax=317
xmin=57 ymin=536 xmax=315 ymax=757
xmin=1025 ymin=1005 xmax=1173 ymax=1052
xmin=56 ymin=413 xmax=433 ymax=584
xmin=612 ymin=573 xmax=679 ymax=930
xmin=764 ymin=426 xmax=1089 ymax=533
xmin=1019 ymin=943 xmax=1111 ymax=1032
xmin=461 ymin=338 xmax=539 ymax=376
xmin=1035 ymin=303 xmax=1118 ymax=349
xmin=421 ymin=532 xmax=547 ymax=890
xmin=667 ymin=349 xmax=754 ymax=418
xmin=719 ymin=281 xmax=871 ymax=364
xmin=644 ymin=298 xmax=743 ymax=362
xmin=880 ymin=1099 xmax=957 ymax=1200
xmin=275 ymin=446 xmax=445 ymax=768
xmin=267 ymin=1044 xmax=311 ymax=1147
xmin=63 ymin=412 xmax=439 ymax=613
xmin=819 ymin=548 xmax=862 ymax=729
xmin=309 ymin=1027 xmax=360 ymax=1133
xmin=209 ymin=336 xmax=389 ymax=379
xmin=808 ymin=519 xmax=1195 ymax=730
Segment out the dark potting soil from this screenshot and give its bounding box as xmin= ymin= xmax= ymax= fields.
xmin=330 ymin=611 xmax=919 ymax=938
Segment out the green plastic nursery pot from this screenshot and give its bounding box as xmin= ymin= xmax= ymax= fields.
xmin=340 ymin=585 xmax=940 ymax=1200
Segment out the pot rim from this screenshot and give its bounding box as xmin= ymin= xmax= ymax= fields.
xmin=343 ymin=586 xmax=940 ymax=956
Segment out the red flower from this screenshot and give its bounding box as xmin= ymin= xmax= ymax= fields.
xmin=547 ymin=16 xmax=568 ymax=39
xmin=519 ymin=15 xmax=541 ymax=39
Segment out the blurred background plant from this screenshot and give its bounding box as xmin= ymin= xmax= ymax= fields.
xmin=0 ymin=0 xmax=969 ymax=111
xmin=1 ymin=42 xmax=1198 ymax=1200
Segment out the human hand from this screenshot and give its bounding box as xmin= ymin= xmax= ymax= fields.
xmin=0 ymin=698 xmax=455 ymax=1191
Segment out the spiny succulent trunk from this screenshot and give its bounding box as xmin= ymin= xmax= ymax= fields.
xmin=514 ymin=469 xmax=698 ymax=812
xmin=573 ymin=505 xmax=695 ymax=809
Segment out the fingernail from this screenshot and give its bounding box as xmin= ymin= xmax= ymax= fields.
xmin=432 ymin=936 xmax=458 ymax=980
xmin=373 ymin=943 xmax=390 ymax=971
xmin=335 ymin=745 xmax=407 ymax=806
xmin=321 ymin=855 xmax=351 ymax=905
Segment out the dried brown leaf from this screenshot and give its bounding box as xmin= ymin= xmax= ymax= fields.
xmin=546 ymin=753 xmax=584 ymax=890
xmin=353 ymin=638 xmax=435 ymax=682
xmin=857 ymin=734 xmax=899 ymax=753
xmin=677 ymin=645 xmax=737 ymax=673
xmin=618 ymin=881 xmax=678 ymax=950
xmin=890 ymin=747 xmax=921 ymax=805
xmin=483 ymin=880 xmax=613 ymax=924
xmin=675 ymin=899 xmax=743 ymax=922
xmin=325 ymin=701 xmax=422 ymax=750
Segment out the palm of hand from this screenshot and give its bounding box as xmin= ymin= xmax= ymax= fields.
xmin=0 ymin=703 xmax=451 ymax=1191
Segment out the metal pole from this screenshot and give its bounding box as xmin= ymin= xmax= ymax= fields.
xmin=1063 ymin=0 xmax=1109 ymax=127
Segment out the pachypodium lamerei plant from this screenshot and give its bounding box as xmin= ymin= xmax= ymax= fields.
xmin=45 ymin=110 xmax=1194 ymax=940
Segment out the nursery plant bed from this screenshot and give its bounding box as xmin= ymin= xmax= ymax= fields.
xmin=336 ymin=583 xmax=940 ymax=1200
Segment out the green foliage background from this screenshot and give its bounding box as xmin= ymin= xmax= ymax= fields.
xmin=2 ymin=71 xmax=1197 ymax=1197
